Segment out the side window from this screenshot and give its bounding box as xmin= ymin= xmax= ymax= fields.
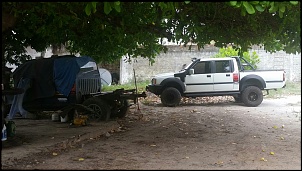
xmin=215 ymin=60 xmax=231 ymax=73
xmin=192 ymin=61 xmax=211 ymax=74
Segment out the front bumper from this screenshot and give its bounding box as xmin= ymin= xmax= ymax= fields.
xmin=146 ymin=84 xmax=163 ymax=95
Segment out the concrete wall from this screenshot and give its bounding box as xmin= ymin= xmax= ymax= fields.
xmin=120 ymin=45 xmax=301 ymax=84
xmin=9 ymin=44 xmax=300 ymax=83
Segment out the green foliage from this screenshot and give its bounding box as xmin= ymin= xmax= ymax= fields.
xmin=265 ymin=81 xmax=301 ymax=98
xmin=213 ymin=46 xmax=260 ymax=69
xmin=2 ymin=2 xmax=300 ymax=67
xmin=228 ymin=1 xmax=299 ymax=17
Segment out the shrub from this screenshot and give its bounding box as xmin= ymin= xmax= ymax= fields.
xmin=213 ymin=46 xmax=260 ymax=69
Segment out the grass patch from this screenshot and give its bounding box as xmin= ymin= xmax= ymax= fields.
xmin=102 ymin=80 xmax=301 ymax=99
xmin=265 ymin=81 xmax=301 ymax=98
xmin=102 ymin=80 xmax=149 ymax=93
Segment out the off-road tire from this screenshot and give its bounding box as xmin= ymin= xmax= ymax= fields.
xmin=111 ymin=100 xmax=130 ymax=118
xmin=241 ymin=86 xmax=263 ymax=107
xmin=160 ymin=87 xmax=181 ymax=107
xmin=82 ymin=97 xmax=111 ymax=121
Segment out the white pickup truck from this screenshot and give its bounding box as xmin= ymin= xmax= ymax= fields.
xmin=146 ymin=56 xmax=286 ymax=107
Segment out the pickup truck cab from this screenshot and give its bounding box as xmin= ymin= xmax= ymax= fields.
xmin=146 ymin=56 xmax=286 ymax=107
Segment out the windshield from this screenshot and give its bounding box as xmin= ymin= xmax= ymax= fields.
xmin=179 ymin=62 xmax=193 ymax=72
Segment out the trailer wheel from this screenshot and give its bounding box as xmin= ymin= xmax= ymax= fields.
xmin=161 ymin=87 xmax=181 ymax=107
xmin=82 ymin=97 xmax=111 ymax=121
xmin=111 ymin=100 xmax=130 ymax=118
xmin=241 ymin=86 xmax=263 ymax=107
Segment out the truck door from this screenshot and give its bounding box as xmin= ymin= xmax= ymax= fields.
xmin=185 ymin=61 xmax=214 ymax=93
xmin=213 ymin=60 xmax=236 ymax=91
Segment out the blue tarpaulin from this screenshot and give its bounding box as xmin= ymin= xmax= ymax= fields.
xmin=53 ymin=56 xmax=92 ymax=96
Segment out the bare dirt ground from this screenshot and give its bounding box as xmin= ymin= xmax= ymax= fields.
xmin=1 ymin=94 xmax=301 ymax=170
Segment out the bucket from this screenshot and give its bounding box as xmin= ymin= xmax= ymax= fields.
xmin=51 ymin=113 xmax=60 ymax=122
xmin=60 ymin=115 xmax=68 ymax=123
xmin=2 ymin=124 xmax=7 ymax=141
xmin=6 ymin=121 xmax=16 ymax=137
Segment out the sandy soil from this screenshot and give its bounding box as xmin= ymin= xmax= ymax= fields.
xmin=1 ymin=94 xmax=301 ymax=170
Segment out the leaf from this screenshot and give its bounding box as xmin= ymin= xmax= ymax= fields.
xmin=85 ymin=4 xmax=91 ymax=16
xmin=241 ymin=7 xmax=247 ymax=16
xmin=114 ymin=3 xmax=121 ymax=13
xmin=235 ymin=1 xmax=242 ymax=8
xmin=104 ymin=2 xmax=112 ymax=15
xmin=279 ymin=10 xmax=284 ymax=18
xmin=52 ymin=152 xmax=58 ymax=156
xmin=159 ymin=2 xmax=167 ymax=10
xmin=91 ymin=2 xmax=97 ymax=13
xmin=270 ymin=152 xmax=275 ymax=155
xmin=243 ymin=2 xmax=256 ymax=14
xmin=289 ymin=1 xmax=299 ymax=5
xmin=279 ymin=5 xmax=285 ymax=13
xmin=229 ymin=1 xmax=237 ymax=6
xmin=269 ymin=2 xmax=279 ymax=13
xmin=249 ymin=1 xmax=259 ymax=5
xmin=78 ymin=158 xmax=85 ymax=161
xmin=255 ymin=5 xmax=265 ymax=12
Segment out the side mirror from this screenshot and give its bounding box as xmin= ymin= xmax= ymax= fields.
xmin=189 ymin=69 xmax=194 ymax=75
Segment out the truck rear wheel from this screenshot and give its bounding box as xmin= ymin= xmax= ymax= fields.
xmin=82 ymin=97 xmax=111 ymax=121
xmin=160 ymin=87 xmax=181 ymax=107
xmin=241 ymin=86 xmax=263 ymax=107
xmin=111 ymin=100 xmax=129 ymax=118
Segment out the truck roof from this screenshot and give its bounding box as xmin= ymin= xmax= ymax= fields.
xmin=194 ymin=56 xmax=239 ymax=61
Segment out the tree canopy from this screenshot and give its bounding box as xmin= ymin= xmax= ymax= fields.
xmin=2 ymin=1 xmax=300 ymax=66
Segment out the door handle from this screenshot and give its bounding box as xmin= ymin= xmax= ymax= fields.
xmin=207 ymin=75 xmax=211 ymax=77
xmin=226 ymin=74 xmax=230 ymax=76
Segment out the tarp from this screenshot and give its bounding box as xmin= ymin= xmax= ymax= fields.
xmin=13 ymin=58 xmax=55 ymax=102
xmin=12 ymin=55 xmax=95 ymax=102
xmin=53 ymin=55 xmax=92 ymax=96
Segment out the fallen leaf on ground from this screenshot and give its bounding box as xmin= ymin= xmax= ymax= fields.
xmin=78 ymin=158 xmax=85 ymax=161
xmin=52 ymin=152 xmax=58 ymax=156
xmin=272 ymin=126 xmax=278 ymax=129
xmin=270 ymin=152 xmax=275 ymax=155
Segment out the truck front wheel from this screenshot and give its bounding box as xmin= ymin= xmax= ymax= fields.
xmin=241 ymin=86 xmax=263 ymax=107
xmin=82 ymin=97 xmax=111 ymax=121
xmin=160 ymin=87 xmax=181 ymax=107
